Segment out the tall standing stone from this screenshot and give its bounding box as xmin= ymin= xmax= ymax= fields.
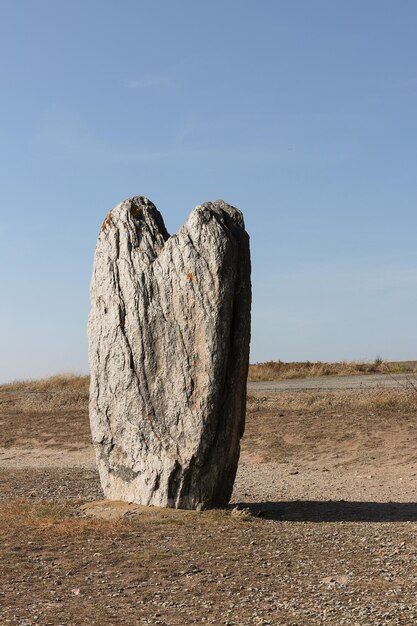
xmin=88 ymin=197 xmax=251 ymax=509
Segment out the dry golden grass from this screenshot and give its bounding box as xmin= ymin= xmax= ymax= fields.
xmin=4 ymin=360 xmax=416 ymax=398
xmin=0 ymin=499 xmax=250 ymax=538
xmin=248 ymin=359 xmax=417 ymax=381
xmin=0 ymin=374 xmax=89 ymax=413
xmin=2 ymin=364 xmax=417 ymax=414
xmin=0 ymin=500 xmax=136 ymax=539
xmin=0 ymin=373 xmax=89 ymax=394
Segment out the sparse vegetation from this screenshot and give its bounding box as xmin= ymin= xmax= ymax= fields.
xmin=248 ymin=387 xmax=417 ymax=413
xmin=0 ymin=499 xmax=249 ymax=535
xmin=0 ymin=373 xmax=89 ymax=394
xmin=0 ymin=374 xmax=89 ymax=412
xmin=2 ymin=364 xmax=417 ymax=414
xmin=248 ymin=359 xmax=417 ymax=381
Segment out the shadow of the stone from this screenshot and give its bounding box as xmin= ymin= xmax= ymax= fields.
xmin=234 ymin=500 xmax=417 ymax=522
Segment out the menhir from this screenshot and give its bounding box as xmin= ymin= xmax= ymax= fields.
xmin=88 ymin=197 xmax=251 ymax=509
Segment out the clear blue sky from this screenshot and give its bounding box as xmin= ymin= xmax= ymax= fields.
xmin=1 ymin=0 xmax=417 ymax=382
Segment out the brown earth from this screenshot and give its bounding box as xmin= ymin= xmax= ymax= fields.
xmin=1 ymin=376 xmax=417 ymax=625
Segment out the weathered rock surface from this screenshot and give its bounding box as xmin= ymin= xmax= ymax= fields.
xmin=88 ymin=197 xmax=251 ymax=509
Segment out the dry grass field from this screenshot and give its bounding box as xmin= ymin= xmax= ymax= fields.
xmin=248 ymin=359 xmax=417 ymax=381
xmin=1 ymin=367 xmax=417 ymax=624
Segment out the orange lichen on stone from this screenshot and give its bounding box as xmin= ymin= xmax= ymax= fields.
xmin=187 ymin=271 xmax=193 ymax=281
xmin=101 ymin=215 xmax=112 ymax=232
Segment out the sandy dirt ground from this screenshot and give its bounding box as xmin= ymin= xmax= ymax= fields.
xmin=1 ymin=374 xmax=417 ymax=625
